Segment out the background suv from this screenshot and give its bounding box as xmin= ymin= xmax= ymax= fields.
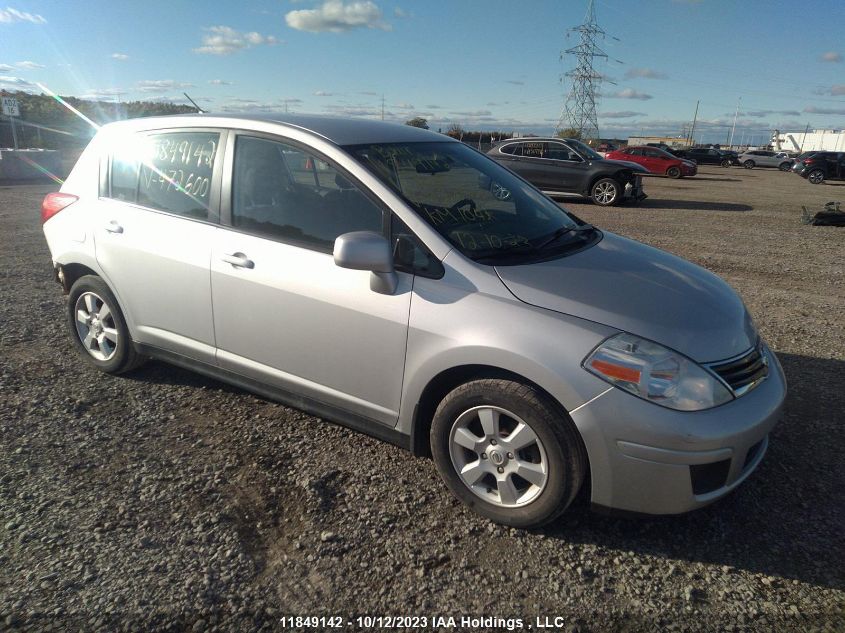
xmin=792 ymin=151 xmax=845 ymax=184
xmin=737 ymin=150 xmax=794 ymax=171
xmin=487 ymin=138 xmax=648 ymax=206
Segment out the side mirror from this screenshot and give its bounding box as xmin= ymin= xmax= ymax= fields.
xmin=333 ymin=231 xmax=398 ymax=295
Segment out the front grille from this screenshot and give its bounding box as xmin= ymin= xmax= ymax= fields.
xmin=709 ymin=344 xmax=768 ymax=396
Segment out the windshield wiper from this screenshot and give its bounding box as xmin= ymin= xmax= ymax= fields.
xmin=535 ymin=224 xmax=594 ymax=250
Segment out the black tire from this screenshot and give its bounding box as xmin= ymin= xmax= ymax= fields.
xmin=807 ymin=169 xmax=825 ymax=184
xmin=778 ymin=162 xmax=792 ymax=172
xmin=430 ymin=379 xmax=586 ymax=528
xmin=67 ymin=275 xmax=145 ymax=374
xmin=720 ymin=158 xmax=731 ymax=168
xmin=666 ymin=166 xmax=681 ymax=179
xmin=589 ymin=177 xmax=621 ymax=206
xmin=743 ymin=160 xmax=755 ymax=169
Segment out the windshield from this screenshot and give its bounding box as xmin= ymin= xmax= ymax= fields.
xmin=345 ymin=141 xmax=593 ymax=264
xmin=567 ymin=139 xmax=604 ymax=161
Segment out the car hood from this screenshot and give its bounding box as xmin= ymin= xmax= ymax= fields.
xmin=495 ymin=232 xmax=756 ymax=362
xmin=601 ymin=158 xmax=650 ymax=173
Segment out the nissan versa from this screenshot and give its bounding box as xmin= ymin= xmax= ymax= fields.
xmin=41 ymin=115 xmax=786 ymax=527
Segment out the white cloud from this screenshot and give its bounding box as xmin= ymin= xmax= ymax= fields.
xmin=0 ymin=63 xmax=13 ymax=72
xmin=111 ymin=53 xmax=129 ymax=61
xmin=0 ymin=7 xmax=46 ymax=24
xmin=313 ymin=90 xmax=333 ymax=96
xmin=830 ymin=85 xmax=845 ymax=96
xmin=0 ymin=75 xmax=37 ymax=91
xmin=137 ymin=80 xmax=195 ymax=93
xmin=450 ymin=109 xmax=492 ymax=117
xmin=821 ymin=51 xmax=842 ymax=63
xmin=600 ymin=111 xmax=645 ymax=118
xmin=505 ymin=80 xmax=524 ymax=85
xmin=608 ymin=88 xmax=653 ymax=100
xmin=80 ymin=88 xmax=125 ymax=100
xmin=804 ymin=106 xmax=845 ymax=115
xmin=285 ymin=0 xmax=390 ymax=33
xmin=14 ymin=60 xmax=44 ymax=69
xmin=208 ymin=79 xmax=232 ymax=85
xmin=624 ymin=67 xmax=667 ymax=80
xmin=392 ymin=102 xmax=414 ymax=109
xmin=393 ymin=7 xmax=408 ymax=18
xmin=194 ymin=26 xmax=279 ymax=55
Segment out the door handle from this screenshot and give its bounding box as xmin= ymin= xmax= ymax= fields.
xmin=104 ymin=220 xmax=123 ymax=234
xmin=221 ymin=252 xmax=254 ymax=269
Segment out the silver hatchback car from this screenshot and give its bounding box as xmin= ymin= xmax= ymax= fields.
xmin=42 ymin=114 xmax=786 ymax=527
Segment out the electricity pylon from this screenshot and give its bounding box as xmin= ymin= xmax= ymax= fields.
xmin=556 ymin=0 xmax=608 ymax=140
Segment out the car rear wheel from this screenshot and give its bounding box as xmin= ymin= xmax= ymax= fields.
xmin=430 ymin=379 xmax=585 ymax=528
xmin=666 ymin=166 xmax=681 ymax=179
xmin=743 ymin=160 xmax=755 ymax=169
xmin=67 ymin=275 xmax=145 ymax=374
xmin=807 ymin=169 xmax=825 ymax=184
xmin=720 ymin=159 xmax=731 ymax=167
xmin=778 ymin=162 xmax=792 ymax=172
xmin=590 ymin=178 xmax=620 ymax=206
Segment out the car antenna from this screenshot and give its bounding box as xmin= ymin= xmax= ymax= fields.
xmin=183 ymin=92 xmax=205 ymax=114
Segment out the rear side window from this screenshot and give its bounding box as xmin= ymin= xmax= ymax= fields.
xmin=107 ymin=131 xmax=220 ymax=221
xmin=498 ymin=143 xmax=519 ymax=155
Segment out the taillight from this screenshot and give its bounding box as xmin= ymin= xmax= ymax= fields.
xmin=41 ymin=192 xmax=78 ymax=223
xmin=803 ymin=158 xmax=815 ymax=165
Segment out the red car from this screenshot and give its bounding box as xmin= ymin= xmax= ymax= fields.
xmin=606 ymin=146 xmax=697 ymax=179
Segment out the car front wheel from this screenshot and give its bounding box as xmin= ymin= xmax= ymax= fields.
xmin=666 ymin=166 xmax=681 ymax=179
xmin=430 ymin=379 xmax=586 ymax=528
xmin=67 ymin=275 xmax=145 ymax=374
xmin=590 ymin=178 xmax=620 ymax=206
xmin=743 ymin=160 xmax=755 ymax=169
xmin=720 ymin=158 xmax=731 ymax=167
xmin=778 ymin=162 xmax=792 ymax=172
xmin=807 ymin=169 xmax=825 ymax=184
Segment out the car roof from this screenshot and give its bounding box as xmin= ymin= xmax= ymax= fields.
xmin=104 ymin=113 xmax=453 ymax=147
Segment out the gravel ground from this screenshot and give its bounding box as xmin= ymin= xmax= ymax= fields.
xmin=0 ymin=166 xmax=843 ymax=632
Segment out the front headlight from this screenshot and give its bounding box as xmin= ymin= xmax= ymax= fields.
xmin=583 ymin=333 xmax=732 ymax=411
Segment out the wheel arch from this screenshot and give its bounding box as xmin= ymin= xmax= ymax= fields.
xmin=408 ymin=363 xmax=589 ymax=469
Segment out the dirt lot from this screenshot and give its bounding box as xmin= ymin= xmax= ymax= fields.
xmin=0 ymin=166 xmax=843 ymax=632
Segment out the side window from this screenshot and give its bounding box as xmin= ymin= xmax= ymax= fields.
xmin=498 ymin=143 xmax=518 ymax=155
xmin=110 ymin=150 xmax=139 ymax=201
xmin=628 ymin=148 xmax=644 ymax=156
xmin=390 ymin=215 xmax=443 ymax=277
xmin=134 ymin=132 xmax=219 ymax=220
xmin=521 ymin=142 xmax=546 ymax=158
xmin=546 ymin=142 xmax=580 ymax=161
xmin=231 ymin=135 xmax=384 ymax=251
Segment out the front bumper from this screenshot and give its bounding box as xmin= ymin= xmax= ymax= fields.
xmin=571 ymin=346 xmax=786 ymax=514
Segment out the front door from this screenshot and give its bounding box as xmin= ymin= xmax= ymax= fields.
xmin=210 ymin=133 xmax=412 ymax=426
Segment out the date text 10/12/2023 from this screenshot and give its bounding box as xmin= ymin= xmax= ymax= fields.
xmin=278 ymin=615 xmax=578 ymax=630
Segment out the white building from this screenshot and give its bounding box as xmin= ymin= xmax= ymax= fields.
xmin=771 ymin=129 xmax=845 ymax=153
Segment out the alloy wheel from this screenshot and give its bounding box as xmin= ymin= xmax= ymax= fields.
xmin=74 ymin=291 xmax=119 ymax=361
xmin=808 ymin=170 xmax=824 ymax=184
xmin=448 ymin=405 xmax=549 ymax=508
xmin=593 ymin=181 xmax=617 ymax=205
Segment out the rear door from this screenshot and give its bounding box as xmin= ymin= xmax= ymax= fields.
xmin=95 ymin=128 xmax=225 ymax=363
xmin=534 ymin=141 xmax=588 ymax=193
